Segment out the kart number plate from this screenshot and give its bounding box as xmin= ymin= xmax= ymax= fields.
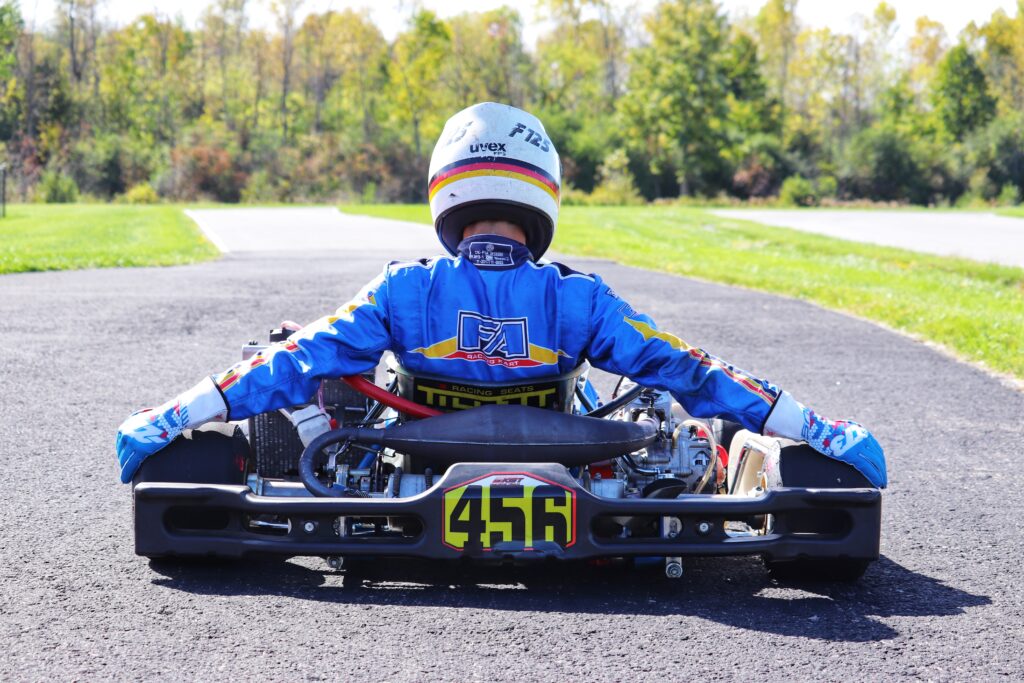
xmin=442 ymin=472 xmax=576 ymax=553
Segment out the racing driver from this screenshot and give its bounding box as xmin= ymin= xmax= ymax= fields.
xmin=116 ymin=102 xmax=887 ymax=489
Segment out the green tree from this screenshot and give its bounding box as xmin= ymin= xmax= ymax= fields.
xmin=0 ymin=0 xmax=22 ymax=83
xmin=55 ymin=0 xmax=100 ymax=105
xmin=723 ymin=31 xmax=778 ymax=137
xmin=440 ymin=8 xmax=531 ymax=108
xmin=907 ymin=16 xmax=947 ymax=94
xmin=968 ymin=8 xmax=1024 ymax=114
xmin=753 ymin=0 xmax=798 ymax=109
xmin=0 ymin=0 xmax=22 ymax=141
xmin=99 ymin=14 xmax=193 ymax=145
xmin=3 ymin=0 xmax=1023 ymax=206
xmin=721 ymin=30 xmax=786 ymax=196
xmin=322 ymin=9 xmax=389 ymax=142
xmin=536 ymin=1 xmax=627 ymax=106
xmin=272 ymin=0 xmax=303 ymax=141
xmin=618 ymin=0 xmax=733 ymax=197
xmin=388 ymin=10 xmax=450 ymax=159
xmin=862 ymin=2 xmax=898 ymax=110
xmin=533 ymin=0 xmax=629 ymax=191
xmin=198 ymin=0 xmax=253 ymax=139
xmin=932 ymin=44 xmax=996 ymax=142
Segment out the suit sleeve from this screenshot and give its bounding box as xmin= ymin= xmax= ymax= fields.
xmin=585 ymin=277 xmax=780 ymax=432
xmin=210 ymin=269 xmax=392 ymax=421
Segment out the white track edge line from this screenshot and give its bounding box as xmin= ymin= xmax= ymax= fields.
xmin=183 ymin=209 xmax=231 ymax=254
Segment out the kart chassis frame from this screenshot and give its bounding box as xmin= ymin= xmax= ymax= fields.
xmin=135 ymin=462 xmax=881 ymax=563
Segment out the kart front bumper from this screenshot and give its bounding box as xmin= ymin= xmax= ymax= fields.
xmin=134 ymin=462 xmax=881 ymax=562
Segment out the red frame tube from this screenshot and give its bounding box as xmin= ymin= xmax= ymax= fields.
xmin=342 ymin=375 xmax=442 ymax=419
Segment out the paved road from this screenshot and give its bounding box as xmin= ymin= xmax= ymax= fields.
xmin=712 ymin=209 xmax=1024 ymax=268
xmin=2 ymin=211 xmax=1022 ymax=680
xmin=185 ymin=207 xmax=439 ymax=253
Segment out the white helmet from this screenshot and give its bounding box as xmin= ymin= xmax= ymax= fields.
xmin=428 ymin=102 xmax=560 ymax=260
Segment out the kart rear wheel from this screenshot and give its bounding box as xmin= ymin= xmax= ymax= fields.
xmin=132 ymin=427 xmax=250 ymax=562
xmin=132 ymin=425 xmax=249 ymax=487
xmin=761 ymin=441 xmax=876 ymax=583
xmin=765 ymin=557 xmax=870 ymax=582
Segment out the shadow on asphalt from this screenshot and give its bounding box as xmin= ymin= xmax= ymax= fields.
xmin=150 ymin=554 xmax=989 ymax=642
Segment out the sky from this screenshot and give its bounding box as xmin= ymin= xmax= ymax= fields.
xmin=18 ymin=0 xmax=1022 ymax=46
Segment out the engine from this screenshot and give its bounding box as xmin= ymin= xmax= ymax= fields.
xmin=584 ymin=385 xmax=725 ymax=500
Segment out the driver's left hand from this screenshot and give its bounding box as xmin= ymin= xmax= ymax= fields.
xmin=115 ymin=400 xmax=186 ymax=483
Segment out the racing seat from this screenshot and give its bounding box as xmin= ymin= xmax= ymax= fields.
xmin=394 ymin=365 xmax=586 ymax=414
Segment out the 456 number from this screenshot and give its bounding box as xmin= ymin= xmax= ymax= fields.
xmin=442 ymin=474 xmax=576 ymax=552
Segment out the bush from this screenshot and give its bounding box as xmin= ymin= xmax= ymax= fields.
xmin=118 ymin=182 xmax=160 ymax=204
xmin=586 ymin=149 xmax=644 ymax=206
xmin=241 ymin=170 xmax=279 ymax=204
xmin=162 ymin=126 xmax=247 ymax=202
xmin=560 ymin=183 xmax=591 ymax=206
xmin=71 ymin=134 xmax=162 ymax=199
xmin=779 ymin=175 xmax=817 ymax=206
xmin=360 ymin=180 xmax=378 ymax=204
xmin=731 ymin=134 xmax=793 ymax=198
xmin=839 ymin=125 xmax=927 ymax=203
xmin=964 ymin=114 xmax=1024 ymax=204
xmin=816 ymin=175 xmax=838 ymax=199
xmin=38 ymin=170 xmax=79 ymax=203
xmin=967 ymin=169 xmax=997 ymax=201
xmin=997 ymin=183 xmax=1021 ymax=206
xmin=954 ymin=191 xmax=988 ymax=209
xmin=170 ymin=144 xmax=246 ymax=202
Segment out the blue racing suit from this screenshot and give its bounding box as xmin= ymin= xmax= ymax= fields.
xmin=212 ymin=235 xmax=782 ymax=432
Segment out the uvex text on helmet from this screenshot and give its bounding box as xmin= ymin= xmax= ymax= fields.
xmin=428 ymin=102 xmax=561 ymax=260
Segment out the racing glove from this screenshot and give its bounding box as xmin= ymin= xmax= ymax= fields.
xmin=764 ymin=391 xmax=887 ymax=488
xmin=115 ymin=377 xmax=228 ymax=483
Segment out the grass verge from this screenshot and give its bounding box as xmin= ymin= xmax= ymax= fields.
xmin=0 ymin=204 xmax=219 ymax=274
xmin=341 ymin=203 xmax=1024 ymax=379
xmin=997 ymin=206 xmax=1024 ymax=219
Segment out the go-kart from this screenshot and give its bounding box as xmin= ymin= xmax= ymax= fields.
xmin=133 ymin=329 xmax=881 ymax=581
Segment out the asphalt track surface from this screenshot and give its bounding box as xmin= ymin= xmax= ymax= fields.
xmin=2 ymin=217 xmax=1023 ymax=680
xmin=712 ymin=208 xmax=1024 ymax=268
xmin=185 ymin=207 xmax=440 ymax=253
